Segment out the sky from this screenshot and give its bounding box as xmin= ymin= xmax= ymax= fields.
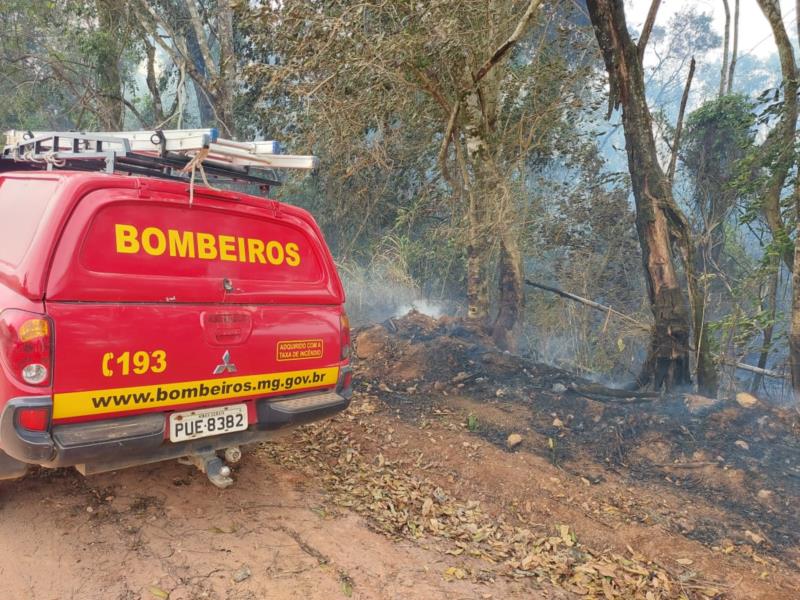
xmin=627 ymin=0 xmax=796 ymax=59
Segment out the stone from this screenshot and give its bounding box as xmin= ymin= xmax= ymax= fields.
xmin=735 ymin=392 xmax=759 ymax=409
xmin=233 ymin=566 xmax=251 ymax=583
xmin=507 ymin=433 xmax=523 ymax=449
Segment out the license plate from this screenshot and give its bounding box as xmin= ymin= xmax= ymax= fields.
xmin=169 ymin=404 xmax=248 ymax=442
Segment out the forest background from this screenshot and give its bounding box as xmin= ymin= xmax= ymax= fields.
xmin=2 ymin=0 xmax=799 ymax=403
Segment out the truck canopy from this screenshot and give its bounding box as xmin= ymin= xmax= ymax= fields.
xmin=0 ymin=172 xmax=344 ymax=305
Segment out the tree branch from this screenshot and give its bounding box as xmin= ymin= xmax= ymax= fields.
xmin=98 ymin=93 xmax=147 ymax=126
xmin=719 ymin=0 xmax=731 ymax=97
xmin=667 ymin=56 xmax=695 ymax=185
xmin=472 ymin=0 xmax=544 ymax=84
xmin=183 ymin=0 xmax=218 ymax=78
xmin=525 ymin=279 xmax=648 ymax=328
xmin=637 ymin=0 xmax=662 ymax=62
xmin=437 ymin=101 xmax=461 ymax=190
xmin=726 ymin=0 xmax=739 ymax=93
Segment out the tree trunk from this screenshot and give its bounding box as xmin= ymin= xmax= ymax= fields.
xmin=719 ymin=0 xmax=731 ymax=97
xmin=751 ymin=261 xmax=778 ymax=392
xmin=215 ymin=0 xmax=237 ymax=136
xmin=492 ymin=231 xmax=525 ymax=351
xmin=587 ymin=0 xmax=692 ymax=390
xmin=185 ymin=27 xmax=215 ymax=127
xmin=462 ymin=86 xmax=493 ymax=325
xmin=756 ymin=0 xmax=797 ymax=272
xmin=727 ymin=0 xmax=739 ymax=93
xmin=144 ymin=40 xmax=165 ymax=125
xmin=791 ymin=169 xmax=800 ymax=402
xmin=95 ymin=0 xmax=124 ymax=129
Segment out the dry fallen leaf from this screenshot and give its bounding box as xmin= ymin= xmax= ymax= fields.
xmin=422 ymin=497 xmax=434 ymax=516
xmin=149 ymin=587 xmax=169 ymax=600
xmin=745 ymin=530 xmax=765 ymax=545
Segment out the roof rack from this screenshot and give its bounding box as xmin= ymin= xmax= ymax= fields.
xmin=0 ymin=128 xmax=318 ymax=189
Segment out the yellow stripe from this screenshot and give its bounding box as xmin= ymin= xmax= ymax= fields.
xmin=53 ymin=367 xmax=339 ymax=419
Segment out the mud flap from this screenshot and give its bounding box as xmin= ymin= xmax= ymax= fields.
xmin=0 ymin=450 xmax=28 ymax=480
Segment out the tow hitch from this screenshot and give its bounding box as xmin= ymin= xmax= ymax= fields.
xmin=179 ymin=446 xmax=241 ymax=489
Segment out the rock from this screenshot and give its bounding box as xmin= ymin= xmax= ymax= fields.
xmin=452 ymin=371 xmax=470 ymax=383
xmin=552 ymin=417 xmax=564 ymax=428
xmin=354 ymin=326 xmax=390 ymax=359
xmin=507 ymin=433 xmax=523 ymax=449
xmin=552 ymin=383 xmax=567 ymax=393
xmin=684 ymin=394 xmax=718 ymax=414
xmin=734 ymin=439 xmax=750 ymax=451
xmin=233 ymin=565 xmax=251 ymax=583
xmin=757 ymin=489 xmax=773 ymax=501
xmin=433 ymin=381 xmax=446 ymax=391
xmin=735 ymin=392 xmax=760 ymax=409
xmin=744 ymin=530 xmax=765 ymax=545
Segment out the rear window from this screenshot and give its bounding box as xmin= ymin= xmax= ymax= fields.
xmin=0 ymin=178 xmax=56 ymax=266
xmin=80 ymin=202 xmax=323 ymax=284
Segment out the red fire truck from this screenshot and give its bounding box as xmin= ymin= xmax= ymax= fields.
xmin=0 ymin=129 xmax=352 ymax=487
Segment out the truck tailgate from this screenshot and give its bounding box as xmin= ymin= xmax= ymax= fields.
xmin=47 ymin=303 xmax=341 ymax=422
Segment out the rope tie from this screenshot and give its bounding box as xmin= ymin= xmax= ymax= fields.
xmin=180 ymin=147 xmax=218 ymax=207
xmin=44 ymin=150 xmax=66 ymax=167
xmin=13 ymin=147 xmax=65 ymax=167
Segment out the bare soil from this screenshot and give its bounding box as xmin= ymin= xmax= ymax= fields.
xmin=2 ymin=311 xmax=798 ymax=599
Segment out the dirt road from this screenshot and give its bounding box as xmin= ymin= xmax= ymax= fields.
xmin=0 ymin=449 xmax=537 ymax=600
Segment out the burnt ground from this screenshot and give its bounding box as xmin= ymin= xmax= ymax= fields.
xmin=349 ymin=312 xmax=800 ymax=597
xmin=1 ymin=310 xmax=799 ymax=599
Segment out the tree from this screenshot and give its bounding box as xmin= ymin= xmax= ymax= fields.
xmin=753 ymin=0 xmax=800 ymax=400
xmin=0 ymin=0 xmax=136 ymax=130
xmin=132 ymin=0 xmax=239 ymax=135
xmin=244 ymin=0 xmax=595 ymax=350
xmin=586 ymin=0 xmax=695 ymax=390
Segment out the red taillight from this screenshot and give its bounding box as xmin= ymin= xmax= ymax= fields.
xmin=0 ymin=309 xmax=53 ymax=387
xmin=340 ymin=312 xmax=351 ymax=360
xmin=16 ymin=406 xmax=50 ymax=431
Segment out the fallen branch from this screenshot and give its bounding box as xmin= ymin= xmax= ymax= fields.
xmin=525 ymin=279 xmax=788 ymax=380
xmin=524 ymin=279 xmax=648 ymax=329
xmin=720 ymin=359 xmax=787 ymax=379
xmin=653 ymin=461 xmax=718 ymax=469
xmin=569 ymin=382 xmax=660 ymax=402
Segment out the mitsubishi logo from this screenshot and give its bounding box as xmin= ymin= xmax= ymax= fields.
xmin=213 ymin=350 xmax=237 ymax=375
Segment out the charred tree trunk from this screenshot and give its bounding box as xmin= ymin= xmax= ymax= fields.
xmin=492 ymin=232 xmax=525 ymax=351
xmin=752 ymin=261 xmax=778 ymax=392
xmin=587 ymin=0 xmax=692 ymax=390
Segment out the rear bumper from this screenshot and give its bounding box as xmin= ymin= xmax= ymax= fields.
xmin=0 ymin=378 xmax=351 ymax=478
